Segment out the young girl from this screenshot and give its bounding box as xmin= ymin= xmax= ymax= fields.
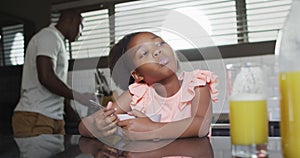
xmin=79 ymin=32 xmax=218 ymax=140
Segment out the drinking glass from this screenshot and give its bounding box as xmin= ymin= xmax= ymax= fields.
xmin=226 ymin=62 xmax=268 ymax=157
xmin=279 ymin=71 xmax=300 ymax=158
xmin=275 ymin=1 xmax=300 ymax=157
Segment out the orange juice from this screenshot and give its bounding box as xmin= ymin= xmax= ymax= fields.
xmin=229 ymin=95 xmax=268 ymax=145
xmin=279 ymin=71 xmax=300 ymax=158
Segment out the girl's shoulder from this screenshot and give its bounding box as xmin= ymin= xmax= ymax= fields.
xmin=180 ymin=70 xmax=219 ymax=102
xmin=128 ymin=83 xmax=150 ymax=105
xmin=179 ymin=70 xmax=217 ymax=85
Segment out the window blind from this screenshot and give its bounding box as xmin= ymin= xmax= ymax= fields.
xmin=0 ymin=0 xmax=294 ymax=67
xmin=1 ymin=0 xmax=291 ymax=65
xmin=51 ymin=9 xmax=110 ymax=59
xmin=245 ymin=0 xmax=292 ymax=42
xmin=115 ymin=0 xmax=238 ymax=50
xmin=115 ymin=0 xmax=293 ymax=49
xmin=71 ymin=9 xmax=110 ymax=59
xmin=1 ymin=24 xmax=24 ymax=66
xmin=47 ymin=0 xmax=293 ymax=60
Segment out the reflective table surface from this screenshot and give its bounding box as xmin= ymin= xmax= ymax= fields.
xmin=1 ymin=134 xmax=282 ymax=158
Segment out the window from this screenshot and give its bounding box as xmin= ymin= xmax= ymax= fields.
xmin=246 ymin=0 xmax=292 ymax=42
xmin=115 ymin=0 xmax=238 ymax=50
xmin=1 ymin=0 xmax=293 ymax=66
xmin=67 ymin=0 xmax=292 ymax=58
xmin=71 ymin=9 xmax=110 ymax=59
xmin=115 ymin=0 xmax=292 ymax=50
xmin=50 ymin=0 xmax=293 ymax=59
xmin=51 ymin=9 xmax=110 ymax=59
xmin=1 ymin=24 xmax=24 ymax=66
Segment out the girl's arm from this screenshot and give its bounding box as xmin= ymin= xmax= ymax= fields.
xmin=111 ymin=90 xmax=133 ymax=114
xmin=182 ymin=84 xmax=212 ymax=137
xmin=119 ymin=85 xmax=212 ymax=140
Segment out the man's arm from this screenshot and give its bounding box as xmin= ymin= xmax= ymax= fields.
xmin=36 ymin=55 xmax=74 ymax=99
xmin=36 ymin=55 xmax=94 ymax=106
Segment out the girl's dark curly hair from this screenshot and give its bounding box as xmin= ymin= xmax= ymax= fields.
xmin=108 ymin=32 xmax=141 ymax=90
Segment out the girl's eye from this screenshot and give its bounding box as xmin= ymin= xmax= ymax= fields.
xmin=157 ymin=41 xmax=165 ymax=47
xmin=140 ymin=51 xmax=148 ymax=58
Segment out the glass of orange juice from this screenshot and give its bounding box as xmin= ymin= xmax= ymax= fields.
xmin=275 ymin=1 xmax=300 ymax=156
xmin=279 ymin=71 xmax=300 ymax=158
xmin=226 ymin=62 xmax=268 ymax=157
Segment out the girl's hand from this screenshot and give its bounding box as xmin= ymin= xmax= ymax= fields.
xmin=117 ymin=110 xmax=158 ymax=140
xmin=85 ymin=102 xmax=118 ymax=138
xmin=94 ymin=109 xmax=118 ymax=137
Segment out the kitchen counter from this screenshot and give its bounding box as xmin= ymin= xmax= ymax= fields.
xmin=1 ymin=134 xmax=283 ymax=158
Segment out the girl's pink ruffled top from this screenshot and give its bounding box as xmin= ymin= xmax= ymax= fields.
xmin=128 ymin=70 xmax=218 ymax=122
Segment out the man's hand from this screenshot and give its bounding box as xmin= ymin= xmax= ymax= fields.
xmin=73 ymin=91 xmax=97 ymax=107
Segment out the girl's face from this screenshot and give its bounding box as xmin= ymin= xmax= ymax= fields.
xmin=126 ymin=32 xmax=178 ymax=84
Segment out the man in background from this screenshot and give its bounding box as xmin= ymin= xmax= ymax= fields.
xmin=12 ymin=10 xmax=94 ymax=137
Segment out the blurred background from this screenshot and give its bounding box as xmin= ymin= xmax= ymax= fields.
xmin=0 ymin=0 xmax=292 ymax=136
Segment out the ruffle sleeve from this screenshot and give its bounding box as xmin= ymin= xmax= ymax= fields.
xmin=128 ymin=83 xmax=149 ymax=106
xmin=179 ymin=70 xmax=219 ymax=103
